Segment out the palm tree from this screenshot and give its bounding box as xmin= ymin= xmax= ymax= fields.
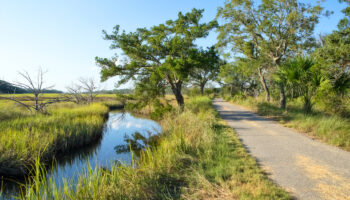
xmin=277 ymin=57 xmax=322 ymax=113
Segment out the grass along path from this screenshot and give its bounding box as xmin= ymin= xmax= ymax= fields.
xmin=18 ymin=97 xmax=290 ymax=200
xmin=224 ymin=96 xmax=350 ymax=151
xmin=214 ymin=98 xmax=350 ymax=199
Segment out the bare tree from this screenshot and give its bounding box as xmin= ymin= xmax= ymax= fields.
xmin=0 ymin=68 xmax=66 ymax=113
xmin=15 ymin=68 xmax=54 ymax=111
xmin=66 ymin=84 xmax=86 ymax=104
xmin=79 ymin=77 xmax=99 ymax=103
xmin=66 ymin=78 xmax=99 ymax=104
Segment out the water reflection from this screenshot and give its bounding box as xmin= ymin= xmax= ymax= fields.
xmin=114 ymin=132 xmax=160 ymax=157
xmin=0 ymin=111 xmax=161 ymax=200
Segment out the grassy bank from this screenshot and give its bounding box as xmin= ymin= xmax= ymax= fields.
xmin=225 ymin=96 xmax=350 ymax=151
xmin=0 ymin=101 xmax=110 ymax=177
xmin=19 ymin=96 xmax=290 ymax=199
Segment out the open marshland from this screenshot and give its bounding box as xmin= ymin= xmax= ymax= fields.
xmin=0 ymin=96 xmax=290 ymax=200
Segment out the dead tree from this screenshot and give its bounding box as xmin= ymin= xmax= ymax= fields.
xmin=79 ymin=78 xmax=99 ymax=103
xmin=1 ymin=68 xmax=66 ymax=113
xmin=65 ymin=78 xmax=99 ymax=104
xmin=66 ymin=84 xmax=86 ymax=104
xmin=15 ymin=68 xmax=55 ymax=111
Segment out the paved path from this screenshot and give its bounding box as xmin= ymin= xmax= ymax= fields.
xmin=213 ymin=99 xmax=350 ymax=200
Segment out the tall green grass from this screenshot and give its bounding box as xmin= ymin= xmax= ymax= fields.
xmin=0 ymin=102 xmax=109 ymax=176
xmin=225 ymin=96 xmax=350 ymax=151
xmin=18 ymin=96 xmax=290 ymax=199
xmin=0 ymin=100 xmax=33 ymax=121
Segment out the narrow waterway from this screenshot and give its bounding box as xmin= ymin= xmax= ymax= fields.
xmin=0 ymin=111 xmax=161 ymax=199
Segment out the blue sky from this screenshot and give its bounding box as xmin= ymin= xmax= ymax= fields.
xmin=0 ymin=0 xmax=347 ymax=91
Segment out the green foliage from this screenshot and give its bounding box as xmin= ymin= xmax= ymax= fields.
xmin=217 ymin=0 xmax=324 ymax=108
xmin=277 ymin=56 xmax=321 ymax=113
xmin=189 ymin=46 xmax=222 ymax=95
xmin=315 ymin=27 xmax=350 ymax=87
xmin=312 ymin=1 xmax=350 ymax=114
xmin=186 ymin=87 xmax=201 ymax=97
xmin=217 ymin=0 xmax=322 ymax=63
xmin=219 ymin=60 xmax=258 ymax=97
xmin=149 ymin=99 xmax=173 ymax=120
xmin=315 ymin=79 xmax=349 ymax=115
xmin=96 ymin=9 xmax=217 ymax=106
xmin=124 ymin=76 xmax=168 ymax=114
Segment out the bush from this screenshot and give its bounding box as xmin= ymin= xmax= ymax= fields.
xmin=150 ymin=99 xmax=173 ymax=120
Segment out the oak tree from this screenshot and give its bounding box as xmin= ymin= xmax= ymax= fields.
xmin=217 ymin=0 xmax=323 ymax=108
xmin=96 ymin=9 xmax=217 ymax=107
xmin=189 ymin=46 xmax=221 ymax=95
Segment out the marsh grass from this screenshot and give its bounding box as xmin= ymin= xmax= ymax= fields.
xmin=226 ymin=96 xmax=350 ymax=151
xmin=0 ymin=100 xmax=32 ymax=121
xmin=18 ymin=96 xmax=290 ymax=199
xmin=0 ymin=102 xmax=110 ymax=176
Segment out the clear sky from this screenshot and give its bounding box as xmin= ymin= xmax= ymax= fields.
xmin=0 ymin=0 xmax=347 ymax=91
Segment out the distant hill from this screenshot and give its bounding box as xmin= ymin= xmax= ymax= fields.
xmin=0 ymin=80 xmax=28 ymax=94
xmin=0 ymin=80 xmax=62 ymax=94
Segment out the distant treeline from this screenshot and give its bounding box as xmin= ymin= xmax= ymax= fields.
xmin=0 ymin=79 xmax=135 ymax=95
xmin=96 ymin=89 xmax=134 ymax=94
xmin=0 ymin=80 xmax=62 ymax=94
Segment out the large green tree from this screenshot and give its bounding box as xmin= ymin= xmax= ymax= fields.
xmin=219 ymin=58 xmax=256 ymax=96
xmin=312 ymin=0 xmax=350 ymax=113
xmin=240 ymin=42 xmax=272 ymax=102
xmin=96 ymin=9 xmax=217 ymax=107
xmin=315 ymin=1 xmax=350 ymax=95
xmin=316 ymin=2 xmax=349 ymax=69
xmin=189 ymin=46 xmax=221 ymax=95
xmin=217 ymin=0 xmax=323 ymax=109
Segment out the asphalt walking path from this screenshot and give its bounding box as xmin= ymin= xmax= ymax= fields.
xmin=213 ymin=99 xmax=350 ymax=200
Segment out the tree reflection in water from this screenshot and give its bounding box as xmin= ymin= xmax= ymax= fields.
xmin=114 ymin=132 xmax=160 ymax=157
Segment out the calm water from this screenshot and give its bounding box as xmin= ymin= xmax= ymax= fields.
xmin=0 ymin=111 xmax=161 ymax=199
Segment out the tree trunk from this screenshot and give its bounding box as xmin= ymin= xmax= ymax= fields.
xmin=90 ymin=92 xmax=94 ymax=103
xmin=170 ymin=81 xmax=184 ymax=108
xmin=258 ymin=67 xmax=270 ymax=102
xmin=200 ymin=81 xmax=206 ymax=96
xmin=279 ymin=83 xmax=286 ymax=109
xmin=303 ymin=88 xmax=312 ymax=113
xmin=175 ymin=91 xmax=184 ymax=108
xmin=34 ymin=93 xmax=39 ymax=112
